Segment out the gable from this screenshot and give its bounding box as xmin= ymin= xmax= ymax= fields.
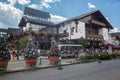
xmin=79 ymin=10 xmax=113 ymax=29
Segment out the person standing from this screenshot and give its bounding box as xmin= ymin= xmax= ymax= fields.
xmin=12 ymin=49 xmax=16 ymax=60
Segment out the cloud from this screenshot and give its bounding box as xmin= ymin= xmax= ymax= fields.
xmin=41 ymin=2 xmax=51 ymax=9
xmin=40 ymin=0 xmax=60 ymax=9
xmin=28 ymin=4 xmax=40 ymax=9
xmin=7 ymin=0 xmax=31 ymax=5
xmin=0 ymin=22 xmax=9 ymax=29
xmin=88 ymin=3 xmax=96 ymax=9
xmin=0 ymin=2 xmax=23 ymax=28
xmin=106 ymin=17 xmax=110 ymax=22
xmin=18 ymin=0 xmax=31 ymax=5
xmin=7 ymin=0 xmax=16 ymax=6
xmin=109 ymin=28 xmax=120 ymax=33
xmin=50 ymin=14 xmax=67 ymax=23
xmin=43 ymin=0 xmax=60 ymax=3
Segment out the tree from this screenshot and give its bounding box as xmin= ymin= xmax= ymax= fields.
xmin=78 ymin=38 xmax=87 ymax=51
xmin=19 ymin=36 xmax=29 ymax=49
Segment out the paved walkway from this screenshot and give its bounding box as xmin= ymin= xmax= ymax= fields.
xmin=5 ymin=56 xmax=74 ymax=73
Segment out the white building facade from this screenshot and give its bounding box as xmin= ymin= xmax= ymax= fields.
xmin=19 ymin=7 xmax=113 ymax=48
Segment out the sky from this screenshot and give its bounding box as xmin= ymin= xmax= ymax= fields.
xmin=0 ymin=0 xmax=120 ymax=32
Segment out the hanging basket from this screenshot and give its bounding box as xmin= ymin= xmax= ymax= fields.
xmin=0 ymin=60 xmax=8 ymax=72
xmin=49 ymin=56 xmax=60 ymax=65
xmin=25 ymin=58 xmax=37 ymax=69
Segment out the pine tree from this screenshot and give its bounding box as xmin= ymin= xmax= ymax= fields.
xmin=24 ymin=35 xmax=38 ymax=58
xmin=0 ymin=38 xmax=11 ymax=61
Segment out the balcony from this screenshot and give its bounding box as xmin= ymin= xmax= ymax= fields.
xmin=86 ymin=34 xmax=103 ymax=40
xmin=58 ymin=33 xmax=69 ymax=37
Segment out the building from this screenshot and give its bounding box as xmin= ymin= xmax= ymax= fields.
xmin=110 ymin=32 xmax=120 ymax=48
xmin=0 ymin=28 xmax=8 ymax=38
xmin=0 ymin=28 xmax=20 ymax=38
xmin=19 ymin=7 xmax=56 ymax=50
xmin=57 ymin=10 xmax=113 ymax=48
xmin=19 ymin=7 xmax=113 ymax=49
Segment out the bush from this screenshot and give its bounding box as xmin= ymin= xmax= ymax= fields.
xmin=99 ymin=54 xmax=111 ymax=60
xmin=79 ymin=55 xmax=88 ymax=62
xmin=110 ymin=53 xmax=117 ymax=59
xmin=86 ymin=55 xmax=95 ymax=59
xmin=115 ymin=53 xmax=120 ymax=58
xmin=86 ymin=54 xmax=111 ymax=60
xmin=77 ymin=53 xmax=120 ymax=62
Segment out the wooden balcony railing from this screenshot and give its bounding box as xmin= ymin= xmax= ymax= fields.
xmin=58 ymin=33 xmax=69 ymax=37
xmin=86 ymin=34 xmax=103 ymax=40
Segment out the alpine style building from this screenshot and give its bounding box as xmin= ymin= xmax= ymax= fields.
xmin=18 ymin=7 xmax=113 ymax=50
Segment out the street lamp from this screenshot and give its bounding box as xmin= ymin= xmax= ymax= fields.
xmin=58 ymin=57 xmax=63 ymax=70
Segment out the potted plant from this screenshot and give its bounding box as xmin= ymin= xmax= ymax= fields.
xmin=49 ymin=41 xmax=60 ymax=65
xmin=24 ymin=36 xmax=38 ymax=69
xmin=0 ymin=38 xmax=11 ymax=72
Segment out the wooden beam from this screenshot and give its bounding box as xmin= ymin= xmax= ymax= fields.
xmin=92 ymin=20 xmax=106 ymax=26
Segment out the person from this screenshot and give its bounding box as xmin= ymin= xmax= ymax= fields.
xmin=12 ymin=49 xmax=16 ymax=60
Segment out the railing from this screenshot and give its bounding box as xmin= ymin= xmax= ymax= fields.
xmin=58 ymin=33 xmax=69 ymax=37
xmin=86 ymin=34 xmax=103 ymax=39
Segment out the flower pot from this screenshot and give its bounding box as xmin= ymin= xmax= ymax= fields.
xmin=49 ymin=56 xmax=60 ymax=65
xmin=0 ymin=60 xmax=8 ymax=72
xmin=25 ymin=58 xmax=37 ymax=68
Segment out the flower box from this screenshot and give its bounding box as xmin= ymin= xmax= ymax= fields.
xmin=0 ymin=60 xmax=8 ymax=72
xmin=49 ymin=56 xmax=60 ymax=65
xmin=25 ymin=58 xmax=37 ymax=68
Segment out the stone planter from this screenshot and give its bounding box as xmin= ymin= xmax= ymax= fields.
xmin=0 ymin=60 xmax=8 ymax=72
xmin=25 ymin=58 xmax=37 ymax=68
xmin=49 ymin=56 xmax=60 ymax=65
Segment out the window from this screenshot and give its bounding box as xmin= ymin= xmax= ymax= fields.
xmin=63 ymin=30 xmax=66 ymax=33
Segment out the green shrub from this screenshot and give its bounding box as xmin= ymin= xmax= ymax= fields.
xmin=110 ymin=54 xmax=117 ymax=59
xmin=79 ymin=55 xmax=88 ymax=62
xmin=77 ymin=53 xmax=120 ymax=62
xmin=98 ymin=54 xmax=111 ymax=60
xmin=86 ymin=54 xmax=111 ymax=60
xmin=116 ymin=53 xmax=120 ymax=58
xmin=86 ymin=55 xmax=95 ymax=59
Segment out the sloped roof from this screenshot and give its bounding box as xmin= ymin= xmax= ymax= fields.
xmin=0 ymin=28 xmax=8 ymax=32
xmin=19 ymin=8 xmax=113 ymax=29
xmin=57 ymin=10 xmax=113 ymax=29
xmin=19 ymin=7 xmax=55 ymax=27
xmin=57 ymin=10 xmax=100 ymax=24
xmin=26 ymin=17 xmax=55 ymax=26
xmin=8 ymin=28 xmax=20 ymax=35
xmin=24 ymin=7 xmax=50 ymax=19
xmin=0 ymin=28 xmax=20 ymax=37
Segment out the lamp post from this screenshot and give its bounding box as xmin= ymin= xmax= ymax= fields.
xmin=39 ymin=56 xmax=42 ymax=65
xmin=58 ymin=57 xmax=63 ymax=70
xmin=98 ymin=54 xmax=102 ymax=63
